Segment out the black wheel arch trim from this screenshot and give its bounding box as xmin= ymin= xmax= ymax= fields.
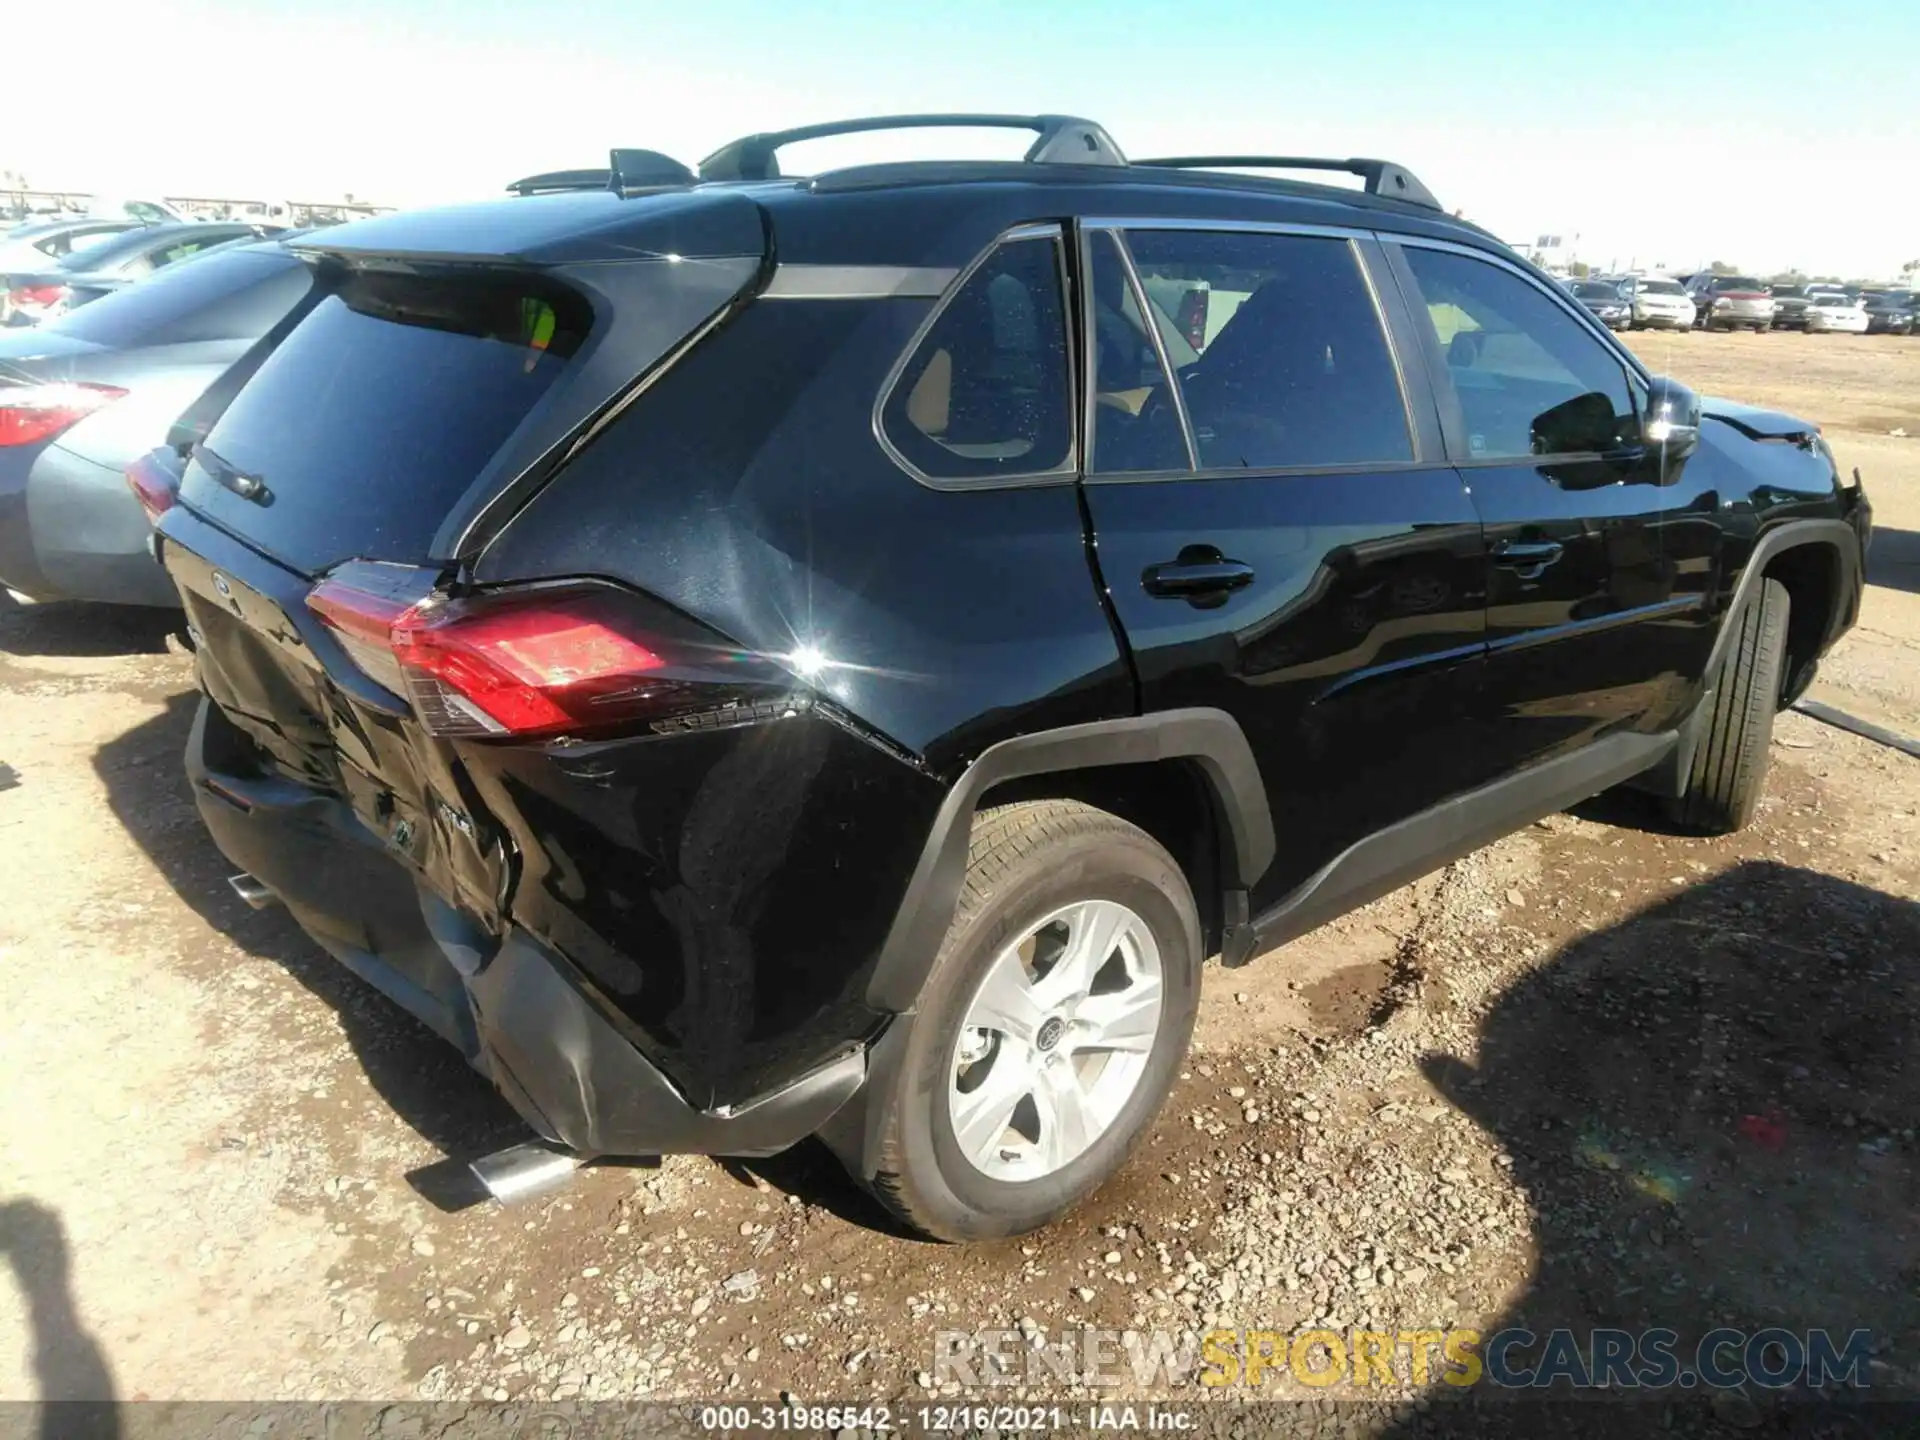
xmin=864 ymin=707 xmax=1273 ymax=1016
xmin=1705 ymin=518 xmax=1862 ymax=682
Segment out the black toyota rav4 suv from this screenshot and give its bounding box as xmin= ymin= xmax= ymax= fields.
xmin=155 ymin=115 xmax=1870 ymax=1241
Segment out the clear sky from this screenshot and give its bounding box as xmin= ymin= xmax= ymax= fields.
xmin=8 ymin=0 xmax=1917 ymax=279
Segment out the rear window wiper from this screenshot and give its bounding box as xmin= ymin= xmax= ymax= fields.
xmin=196 ymin=445 xmax=273 ymax=505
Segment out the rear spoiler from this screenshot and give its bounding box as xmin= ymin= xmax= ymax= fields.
xmin=506 ymin=168 xmax=610 ymax=196
xmin=506 ymin=150 xmax=697 ymax=199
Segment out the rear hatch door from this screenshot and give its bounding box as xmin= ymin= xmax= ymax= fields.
xmin=163 ymin=189 xmax=768 ymax=913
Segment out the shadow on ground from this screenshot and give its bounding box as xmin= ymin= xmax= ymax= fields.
xmin=0 ymin=599 xmax=179 ymax=659
xmin=86 ymin=686 xmax=904 ymax=1228
xmin=1373 ymin=860 xmax=1920 ymax=1437
xmin=1867 ymin=526 xmax=1920 ymax=597
xmin=0 ymin=1199 xmax=119 ymax=1439
xmin=91 ymin=690 xmax=524 ymax=1165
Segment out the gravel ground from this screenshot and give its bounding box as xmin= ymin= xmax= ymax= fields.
xmin=1 ymin=332 xmax=1917 ymax=1434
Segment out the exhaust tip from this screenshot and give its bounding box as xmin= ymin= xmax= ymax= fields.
xmin=227 ymin=873 xmax=280 ymax=910
xmin=469 ymin=1142 xmax=583 ymax=1205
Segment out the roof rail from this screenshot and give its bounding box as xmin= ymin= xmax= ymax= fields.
xmin=698 ymin=113 xmax=1127 ymax=181
xmin=1133 ymin=155 xmax=1441 ymax=211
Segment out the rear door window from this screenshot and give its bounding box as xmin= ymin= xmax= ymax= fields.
xmin=1123 ymin=229 xmax=1413 ymax=470
xmin=879 ymin=234 xmax=1072 ymax=484
xmin=180 ymin=270 xmax=590 ymax=574
xmin=1086 ymin=230 xmax=1192 ymax=473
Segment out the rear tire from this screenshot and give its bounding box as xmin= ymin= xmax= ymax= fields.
xmin=861 ymin=800 xmax=1200 ymax=1242
xmin=1666 ymin=578 xmax=1790 ymax=834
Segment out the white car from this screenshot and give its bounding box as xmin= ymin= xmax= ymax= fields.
xmin=1804 ymin=293 xmax=1869 ymax=333
xmin=1629 ymin=276 xmax=1696 ymax=330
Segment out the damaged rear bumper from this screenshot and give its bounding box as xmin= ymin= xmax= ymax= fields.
xmin=185 ymin=696 xmax=865 ymax=1158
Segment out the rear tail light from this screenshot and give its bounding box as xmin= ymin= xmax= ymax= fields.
xmin=9 ymin=283 xmax=69 ymax=312
xmin=0 ymin=382 xmax=127 ymax=448
xmin=125 ymin=453 xmax=179 ymax=525
xmin=306 ymin=565 xmax=802 ymax=740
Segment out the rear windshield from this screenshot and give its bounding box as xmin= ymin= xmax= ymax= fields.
xmin=46 ymin=245 xmax=310 ymax=349
xmin=49 ymin=228 xmax=169 ymax=273
xmin=181 ymin=269 xmax=589 ymax=574
xmin=1572 ymin=282 xmax=1620 ymax=299
xmin=1813 ymin=295 xmax=1851 ymax=306
xmin=1640 ymin=280 xmax=1685 ymax=295
xmin=1772 ymin=286 xmax=1805 ymax=298
xmin=1714 ymin=277 xmax=1765 ymax=291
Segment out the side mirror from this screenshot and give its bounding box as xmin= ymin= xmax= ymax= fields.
xmin=1642 ymin=375 xmax=1701 ymax=477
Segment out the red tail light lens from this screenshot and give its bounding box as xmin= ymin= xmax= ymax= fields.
xmin=9 ymin=284 xmax=69 ymax=311
xmin=0 ymin=382 xmax=127 ymax=447
xmin=124 ymin=453 xmax=179 ymax=525
xmin=306 ymin=567 xmax=799 ymax=740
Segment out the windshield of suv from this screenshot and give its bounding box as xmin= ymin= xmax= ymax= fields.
xmin=1712 ymin=277 xmax=1765 ymax=291
xmin=1772 ymin=286 xmax=1806 ymax=299
xmin=1640 ymin=280 xmax=1686 ymax=296
xmin=1813 ymin=295 xmax=1851 ymax=307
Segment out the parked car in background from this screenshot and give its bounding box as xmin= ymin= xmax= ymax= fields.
xmin=1768 ymin=285 xmax=1814 ymax=331
xmin=2 ymin=221 xmax=277 ymax=326
xmin=89 ymin=197 xmax=188 ymax=225
xmin=0 ymin=218 xmax=141 ymax=268
xmin=0 ymin=239 xmax=315 ymax=607
xmin=1629 ymin=276 xmax=1696 ymax=330
xmin=1568 ymin=279 xmax=1631 ymax=329
xmin=1687 ymin=274 xmax=1775 ymax=331
xmin=1862 ymin=291 xmax=1915 ymax=335
xmin=151 ymin=115 xmax=1869 ymax=1241
xmin=0 ymin=220 xmax=144 ymax=321
xmin=1804 ymin=292 xmax=1869 ymax=334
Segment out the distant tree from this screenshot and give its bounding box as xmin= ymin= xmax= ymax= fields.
xmin=1569 ymin=261 xmax=1590 ymax=278
xmin=1769 ymin=270 xmax=1806 ymax=285
xmin=1708 ymin=260 xmax=1739 ymax=275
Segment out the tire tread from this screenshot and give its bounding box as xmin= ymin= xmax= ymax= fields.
xmin=868 ymin=799 xmax=1181 ymax=1239
xmin=1669 ymin=578 xmax=1790 ymax=833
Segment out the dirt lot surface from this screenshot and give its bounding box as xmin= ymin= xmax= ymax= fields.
xmin=3 ymin=332 xmax=1918 ymax=1433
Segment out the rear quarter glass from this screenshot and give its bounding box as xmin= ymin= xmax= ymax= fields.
xmin=178 ymin=270 xmax=590 ymax=575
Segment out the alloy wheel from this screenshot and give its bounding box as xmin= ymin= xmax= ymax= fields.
xmin=947 ymin=900 xmax=1163 ymax=1181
